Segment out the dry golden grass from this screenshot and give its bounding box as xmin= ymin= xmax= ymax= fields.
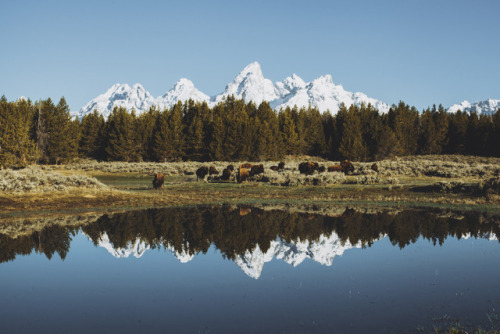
xmin=1 ymin=155 xmax=498 ymax=217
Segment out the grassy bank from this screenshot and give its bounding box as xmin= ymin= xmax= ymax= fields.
xmin=0 ymin=155 xmax=499 ymax=218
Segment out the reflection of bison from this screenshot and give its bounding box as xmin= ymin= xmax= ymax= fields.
xmin=371 ymin=163 xmax=379 ymax=173
xmin=221 ymin=168 xmax=232 ymax=181
xmin=237 ymin=167 xmax=250 ymax=183
xmin=209 ymin=166 xmax=219 ymax=175
xmin=153 ymin=173 xmax=164 ymax=189
xmin=196 ymin=166 xmax=209 ymax=181
xmin=299 ymin=161 xmax=319 ymax=175
xmin=328 ymin=160 xmax=354 ymax=174
xmin=250 ymin=164 xmax=264 ymax=177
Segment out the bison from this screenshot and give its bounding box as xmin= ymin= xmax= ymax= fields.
xmin=270 ymin=166 xmax=279 ymax=171
xmin=328 ymin=160 xmax=355 ymax=174
xmin=196 ymin=166 xmax=209 ymax=181
xmin=318 ymin=165 xmax=326 ymax=173
xmin=278 ymin=161 xmax=285 ymax=170
xmin=226 ymin=164 xmax=234 ymax=171
xmin=371 ymin=162 xmax=379 ymax=173
xmin=209 ymin=165 xmax=219 ymax=175
xmin=237 ymin=167 xmax=250 ymax=183
xmin=240 ymin=163 xmax=253 ymax=169
xmin=221 ymin=168 xmax=232 ymax=181
xmin=250 ymin=164 xmax=264 ymax=177
xmin=152 ymin=173 xmax=164 ymax=189
xmin=299 ymin=161 xmax=319 ymax=175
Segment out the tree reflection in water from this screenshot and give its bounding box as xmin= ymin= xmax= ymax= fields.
xmin=1 ymin=205 xmax=499 ymax=265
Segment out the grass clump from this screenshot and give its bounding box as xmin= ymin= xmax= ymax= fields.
xmin=0 ymin=166 xmax=108 ymax=193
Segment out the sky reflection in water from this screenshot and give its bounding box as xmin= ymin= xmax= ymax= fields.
xmin=1 ymin=206 xmax=499 ymax=333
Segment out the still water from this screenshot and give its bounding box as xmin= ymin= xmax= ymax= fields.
xmin=1 ymin=206 xmax=499 ymax=333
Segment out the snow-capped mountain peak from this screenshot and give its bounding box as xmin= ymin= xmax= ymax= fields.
xmin=77 ymin=83 xmax=157 ymax=119
xmin=78 ymin=61 xmax=393 ymax=118
xmin=157 ymin=78 xmax=210 ymax=109
xmin=448 ymin=99 xmax=500 ymax=115
xmin=213 ymin=61 xmax=279 ymax=105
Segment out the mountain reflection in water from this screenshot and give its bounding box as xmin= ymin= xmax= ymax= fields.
xmin=1 ymin=205 xmax=499 ymax=279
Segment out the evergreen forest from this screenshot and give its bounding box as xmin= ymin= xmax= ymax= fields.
xmin=1 ymin=95 xmax=499 ymax=168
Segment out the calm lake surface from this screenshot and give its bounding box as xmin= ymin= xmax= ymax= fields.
xmin=1 ymin=206 xmax=500 ymax=333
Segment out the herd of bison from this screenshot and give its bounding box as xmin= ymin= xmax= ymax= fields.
xmin=152 ymin=160 xmax=379 ymax=190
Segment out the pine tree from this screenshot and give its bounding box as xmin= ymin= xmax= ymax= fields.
xmin=184 ymin=100 xmax=205 ymax=161
xmin=388 ymin=101 xmax=419 ymax=155
xmin=338 ymin=104 xmax=365 ymax=161
xmin=167 ymin=102 xmax=185 ymax=160
xmin=151 ymin=109 xmax=172 ymax=162
xmin=79 ymin=110 xmax=105 ymax=159
xmin=104 ymin=107 xmax=138 ymax=161
xmin=279 ymin=107 xmax=299 ymax=155
xmin=0 ymin=97 xmax=38 ymax=167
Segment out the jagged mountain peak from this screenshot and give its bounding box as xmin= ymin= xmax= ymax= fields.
xmin=78 ymin=62 xmax=393 ymax=118
xmin=448 ymin=98 xmax=500 ymax=115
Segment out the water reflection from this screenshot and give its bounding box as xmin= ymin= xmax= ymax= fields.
xmin=1 ymin=206 xmax=499 ymax=279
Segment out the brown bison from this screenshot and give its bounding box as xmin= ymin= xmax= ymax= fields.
xmin=226 ymin=164 xmax=234 ymax=171
xmin=328 ymin=160 xmax=355 ymax=174
xmin=240 ymin=163 xmax=253 ymax=169
xmin=278 ymin=162 xmax=285 ymax=170
xmin=270 ymin=166 xmax=279 ymax=171
xmin=318 ymin=165 xmax=326 ymax=173
xmin=221 ymin=168 xmax=232 ymax=181
xmin=196 ymin=166 xmax=209 ymax=181
xmin=299 ymin=161 xmax=319 ymax=175
xmin=250 ymin=164 xmax=264 ymax=177
xmin=152 ymin=173 xmax=164 ymax=189
xmin=239 ymin=207 xmax=251 ymax=216
xmin=209 ymin=165 xmax=219 ymax=175
xmin=371 ymin=162 xmax=379 ymax=173
xmin=237 ymin=167 xmax=250 ymax=183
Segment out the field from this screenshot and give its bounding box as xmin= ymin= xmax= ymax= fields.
xmin=0 ymin=155 xmax=499 ymax=220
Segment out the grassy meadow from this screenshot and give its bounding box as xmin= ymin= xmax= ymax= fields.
xmin=0 ymin=155 xmax=499 ymax=220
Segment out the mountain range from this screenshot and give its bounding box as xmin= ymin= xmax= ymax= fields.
xmin=76 ymin=62 xmax=499 ymax=119
xmin=76 ymin=62 xmax=391 ymax=119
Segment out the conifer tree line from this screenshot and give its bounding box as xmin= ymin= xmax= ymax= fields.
xmin=1 ymin=94 xmax=499 ymax=168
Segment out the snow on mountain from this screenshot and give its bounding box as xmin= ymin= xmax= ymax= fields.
xmin=97 ymin=233 xmax=150 ymax=259
xmin=448 ymin=99 xmax=500 ymax=115
xmin=234 ymin=232 xmax=366 ymax=279
xmin=78 ymin=62 xmax=391 ymax=118
xmin=157 ymin=78 xmax=210 ymax=110
xmin=78 ymin=83 xmax=157 ymax=120
xmin=95 ymin=233 xmax=194 ymax=262
xmin=212 ymin=62 xmax=280 ymax=105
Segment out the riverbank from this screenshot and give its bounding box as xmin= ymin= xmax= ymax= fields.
xmin=0 ymin=155 xmax=499 ymax=219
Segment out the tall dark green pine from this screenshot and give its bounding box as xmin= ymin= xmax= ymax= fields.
xmin=184 ymin=100 xmax=205 ymax=161
xmin=0 ymin=96 xmax=38 ymax=167
xmin=279 ymin=107 xmax=299 ymax=155
xmin=359 ymin=103 xmax=382 ymax=161
xmin=151 ymin=109 xmax=173 ymax=162
xmin=338 ymin=104 xmax=366 ymax=161
xmin=491 ymin=109 xmax=500 ymax=157
xmin=388 ymin=101 xmax=419 ymax=155
xmin=445 ymin=110 xmax=468 ymax=154
xmin=104 ymin=107 xmax=138 ymax=162
xmin=79 ymin=110 xmax=105 ymax=159
xmin=167 ymin=102 xmax=185 ymax=160
xmin=45 ymin=97 xmax=79 ymax=164
xmin=136 ymin=107 xmax=159 ymax=161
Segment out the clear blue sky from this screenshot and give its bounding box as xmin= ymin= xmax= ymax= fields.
xmin=1 ymin=0 xmax=499 ymax=112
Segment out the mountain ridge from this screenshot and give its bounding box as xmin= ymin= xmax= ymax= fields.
xmin=78 ymin=62 xmax=391 ymax=118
